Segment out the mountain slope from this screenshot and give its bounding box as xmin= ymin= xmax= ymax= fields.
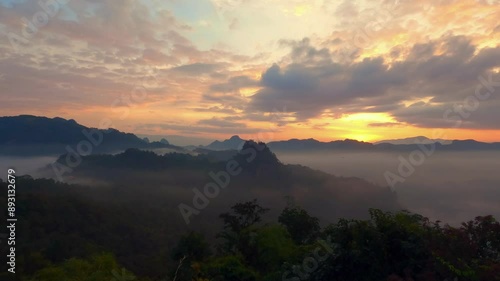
xmin=45 ymin=141 xmax=400 ymax=222
xmin=0 ymin=115 xmax=183 ymax=155
xmin=205 ymin=135 xmax=246 ymax=150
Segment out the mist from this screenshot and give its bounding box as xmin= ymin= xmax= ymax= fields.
xmin=3 ymin=149 xmax=499 ymax=226
xmin=0 ymin=156 xmax=58 ymax=180
xmin=275 ymin=150 xmax=500 ymax=225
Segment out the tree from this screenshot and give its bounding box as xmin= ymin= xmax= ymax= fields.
xmin=28 ymin=253 xmax=136 ymax=281
xmin=433 ymin=215 xmax=500 ymax=280
xmin=279 ymin=205 xmax=320 ymax=244
xmin=171 ymin=232 xmax=212 ymax=281
xmin=202 ymin=256 xmax=258 ymax=281
xmin=313 ymin=209 xmax=434 ymax=281
xmin=217 ymin=200 xmax=270 ymax=260
xmin=219 ymin=199 xmax=270 ymax=235
xmin=172 ymin=232 xmax=211 ymax=262
xmin=254 ymin=225 xmax=297 ymax=273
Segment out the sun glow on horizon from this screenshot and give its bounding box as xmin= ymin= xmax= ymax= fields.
xmin=1 ymin=0 xmax=499 ymax=142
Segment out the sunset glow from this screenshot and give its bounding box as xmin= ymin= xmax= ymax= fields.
xmin=0 ymin=0 xmax=499 ymax=143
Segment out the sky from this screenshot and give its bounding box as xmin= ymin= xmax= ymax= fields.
xmin=0 ymin=0 xmax=499 ymax=143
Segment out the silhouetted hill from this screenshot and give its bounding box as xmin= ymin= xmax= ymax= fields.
xmin=205 ymin=135 xmax=500 ymax=153
xmin=204 ymin=136 xmax=374 ymax=151
xmin=0 ymin=115 xmax=183 ymax=155
xmin=375 ymin=139 xmax=500 ymax=152
xmin=44 ymin=142 xmax=400 ymax=221
xmin=442 ymin=139 xmax=500 ymax=150
xmin=192 ymin=147 xmax=239 ymax=162
xmin=205 ymin=135 xmax=246 ymax=150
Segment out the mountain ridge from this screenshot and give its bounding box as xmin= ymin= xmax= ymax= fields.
xmin=2 ymin=115 xmax=500 ymax=154
xmin=203 ymin=135 xmax=500 ymax=152
xmin=0 ymin=115 xmax=184 ymax=155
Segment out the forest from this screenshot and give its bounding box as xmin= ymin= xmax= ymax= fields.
xmin=0 ymin=176 xmax=499 ymax=281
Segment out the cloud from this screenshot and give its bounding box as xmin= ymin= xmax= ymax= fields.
xmin=0 ymin=0 xmax=245 ymax=121
xmin=209 ymin=75 xmax=259 ymax=92
xmin=369 ymin=122 xmax=406 ymax=127
xmin=142 ymin=48 xmax=178 ymax=65
xmin=191 ymin=106 xmax=238 ymax=114
xmin=1 ymin=0 xmax=499 ymax=137
xmin=247 ymin=35 xmax=500 ymax=129
xmin=135 ymin=122 xmax=267 ymax=135
xmin=170 ymin=63 xmax=223 ymax=75
xmin=201 ymin=91 xmax=246 ymax=109
xmin=197 ymin=117 xmax=246 ymax=128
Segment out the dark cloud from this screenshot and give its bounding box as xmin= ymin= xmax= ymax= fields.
xmin=261 ymin=64 xmax=318 ymax=91
xmin=246 ymin=35 xmax=500 ymax=129
xmin=279 ymin=38 xmax=332 ymax=65
xmin=278 ymin=38 xmax=335 ymax=67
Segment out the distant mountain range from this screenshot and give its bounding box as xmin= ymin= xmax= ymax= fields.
xmin=204 ymin=135 xmax=500 ymax=152
xmin=1 ymin=116 xmax=499 ymax=156
xmin=374 ymin=136 xmax=452 ymax=145
xmin=136 ymin=133 xmax=213 ymax=146
xmin=0 ymin=115 xmax=183 ymax=156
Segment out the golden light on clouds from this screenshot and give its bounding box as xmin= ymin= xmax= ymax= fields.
xmin=1 ymin=0 xmax=499 ymax=143
xmin=401 ymin=97 xmax=435 ymax=107
xmin=239 ymin=87 xmax=261 ymax=97
xmin=341 ymin=113 xmax=394 ymax=123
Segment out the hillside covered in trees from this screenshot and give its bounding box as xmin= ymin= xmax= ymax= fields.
xmin=0 ymin=176 xmax=499 ymax=280
xmin=0 ymin=177 xmax=500 ymax=281
xmin=0 ymin=115 xmax=182 ymax=156
xmin=0 ymin=141 xmax=498 ymax=280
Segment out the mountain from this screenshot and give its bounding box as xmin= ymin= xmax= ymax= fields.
xmin=375 ymin=136 xmax=452 ymax=145
xmin=267 ymin=138 xmax=373 ymax=151
xmin=43 ymin=141 xmax=399 ymax=221
xmin=0 ymin=115 xmax=183 ymax=156
xmin=442 ymin=139 xmax=500 ymax=150
xmin=375 ymin=139 xmax=500 ymax=152
xmin=205 ymin=135 xmax=246 ymax=150
xmin=204 ymin=135 xmax=500 ymax=153
xmin=136 ymin=134 xmax=213 ymax=146
xmin=204 ymin=136 xmax=374 ymax=152
xmin=192 ymin=147 xmax=239 ymax=162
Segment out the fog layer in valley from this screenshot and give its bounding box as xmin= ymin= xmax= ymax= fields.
xmin=275 ymin=150 xmax=500 ymax=225
xmin=2 ymin=150 xmax=499 ymax=226
xmin=0 ymin=156 xmax=58 ymax=180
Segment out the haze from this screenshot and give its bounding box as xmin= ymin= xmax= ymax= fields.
xmin=276 ymin=150 xmax=500 ymax=225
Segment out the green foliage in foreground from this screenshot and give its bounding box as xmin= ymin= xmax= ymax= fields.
xmin=2 ymin=176 xmax=498 ymax=281
xmin=169 ymin=204 xmax=500 ymax=281
xmin=27 ymin=253 xmax=137 ymax=281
